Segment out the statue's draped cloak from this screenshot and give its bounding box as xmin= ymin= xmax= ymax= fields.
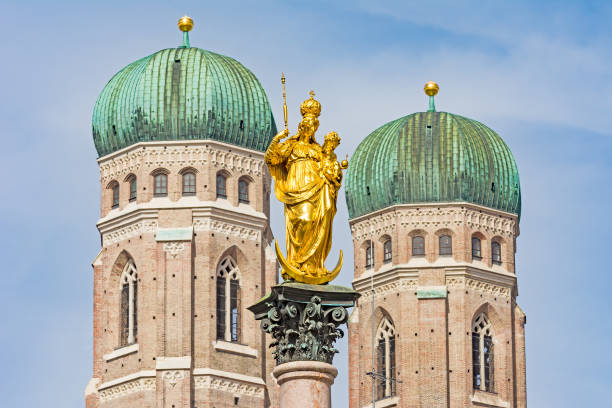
xmin=265 ymin=137 xmax=337 ymax=276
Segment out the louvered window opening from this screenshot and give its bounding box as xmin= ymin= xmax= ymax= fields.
xmin=472 ymin=237 xmax=482 ymax=260
xmin=439 ymin=235 xmax=452 ymax=255
xmin=492 ymin=241 xmax=502 ymax=264
xmin=216 ymin=276 xmax=226 ymax=340
xmin=216 ymin=257 xmax=241 ymax=342
xmin=216 ymin=174 xmax=227 ymax=199
xmin=383 ymin=239 xmax=392 ymax=263
xmin=230 ymin=280 xmax=240 ymax=342
xmin=154 ymin=174 xmax=167 ymax=197
xmin=412 ymin=236 xmax=425 ymax=256
xmin=129 ymin=178 xmax=137 ymax=201
xmin=182 ymin=172 xmax=196 ymax=196
xmin=238 ymin=180 xmax=249 ymax=203
xmin=112 ymin=183 xmax=119 ymax=208
xmin=365 ymin=243 xmax=374 ymax=269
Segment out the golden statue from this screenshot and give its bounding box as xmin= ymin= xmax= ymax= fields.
xmin=265 ymin=89 xmax=348 ymax=284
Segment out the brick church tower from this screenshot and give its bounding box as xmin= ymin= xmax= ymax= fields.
xmin=84 ymin=18 xmax=279 ymax=407
xmin=344 ymin=83 xmax=527 ymax=407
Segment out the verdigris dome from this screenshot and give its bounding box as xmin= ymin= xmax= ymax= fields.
xmin=345 ymin=111 xmax=521 ymax=219
xmin=92 ymin=47 xmax=277 ymax=156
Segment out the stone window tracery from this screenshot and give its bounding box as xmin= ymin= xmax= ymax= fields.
xmin=120 ymin=260 xmax=138 ymax=346
xmin=182 ymin=172 xmax=196 ymax=196
xmin=491 ymin=241 xmax=502 ymax=264
xmin=376 ymin=317 xmax=396 ymax=401
xmin=383 ymin=239 xmax=392 ymax=263
xmin=216 ymin=257 xmax=241 ymax=342
xmin=439 ymin=234 xmax=452 ymax=255
xmin=472 ymin=313 xmax=494 ymax=392
xmin=412 ymin=236 xmax=425 ymax=256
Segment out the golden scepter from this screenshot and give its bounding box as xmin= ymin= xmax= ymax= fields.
xmin=281 ymin=73 xmax=288 ymax=131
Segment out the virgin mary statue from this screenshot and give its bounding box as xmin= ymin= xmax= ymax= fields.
xmin=264 ymin=92 xmax=346 ymax=284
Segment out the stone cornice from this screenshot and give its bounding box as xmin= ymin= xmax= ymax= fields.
xmin=193 ymin=368 xmax=266 ymax=397
xmin=95 ymin=366 xmax=267 ymax=401
xmin=97 ymin=370 xmax=156 ymax=402
xmin=446 ymin=265 xmax=517 ymax=289
xmin=350 ymin=203 xmax=518 ymax=240
xmin=98 ymin=210 xmax=158 ymax=247
xmin=353 ymin=264 xmax=515 ymax=300
xmin=446 ymin=276 xmax=512 ymax=299
xmin=103 ymin=343 xmax=139 ymax=361
xmin=97 ymin=199 xmax=269 ymax=246
xmin=192 ymin=206 xmax=269 ymax=243
xmin=353 ymin=269 xmax=418 ymax=299
xmin=98 ymin=140 xmax=266 ymax=184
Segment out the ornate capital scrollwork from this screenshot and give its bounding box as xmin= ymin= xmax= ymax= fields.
xmin=249 ymin=282 xmax=358 ymax=365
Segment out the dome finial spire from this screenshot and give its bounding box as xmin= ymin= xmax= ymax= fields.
xmin=424 ymin=81 xmax=439 ymax=112
xmin=178 ymin=15 xmax=194 ymax=48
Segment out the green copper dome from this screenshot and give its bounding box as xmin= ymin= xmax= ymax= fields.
xmin=92 ymin=47 xmax=277 ymax=156
xmin=345 ymin=111 xmax=521 ymax=219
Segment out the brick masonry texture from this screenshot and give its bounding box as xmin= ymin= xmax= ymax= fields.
xmin=348 ymin=203 xmax=526 ymax=408
xmin=87 ymin=141 xmax=279 ymax=408
xmin=87 ymin=139 xmax=526 ymax=408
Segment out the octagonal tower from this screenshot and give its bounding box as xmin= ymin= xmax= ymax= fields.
xmin=85 ymin=18 xmax=279 ymax=408
xmin=344 ymin=83 xmax=527 ymax=408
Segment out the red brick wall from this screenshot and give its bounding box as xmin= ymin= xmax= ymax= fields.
xmin=350 ymin=203 xmax=526 ymax=407
xmin=88 ymin=142 xmax=277 ymax=408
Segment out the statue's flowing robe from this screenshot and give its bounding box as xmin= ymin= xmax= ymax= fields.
xmin=265 ymin=137 xmax=337 ymax=276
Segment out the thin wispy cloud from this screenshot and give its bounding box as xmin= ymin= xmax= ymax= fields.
xmin=0 ymin=1 xmax=610 ymax=407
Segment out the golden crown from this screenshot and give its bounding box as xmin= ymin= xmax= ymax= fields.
xmin=300 ymin=90 xmax=321 ymax=118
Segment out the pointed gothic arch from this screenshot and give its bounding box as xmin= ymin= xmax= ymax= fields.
xmin=119 ymin=260 xmax=138 ymax=346
xmin=216 ymin=255 xmax=242 ymax=343
xmin=216 ymin=170 xmax=231 ymax=199
xmin=375 ymin=311 xmax=396 ymax=401
xmin=472 ymin=311 xmax=494 ymax=392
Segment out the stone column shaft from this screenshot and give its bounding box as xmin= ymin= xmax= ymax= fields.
xmin=273 ymin=361 xmax=337 ymax=408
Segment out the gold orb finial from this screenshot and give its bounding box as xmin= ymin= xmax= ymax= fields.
xmin=424 ymin=81 xmax=439 ymax=96
xmin=178 ymin=15 xmax=194 ymax=32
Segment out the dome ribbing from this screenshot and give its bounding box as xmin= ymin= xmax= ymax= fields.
xmin=92 ymin=47 xmax=277 ymax=156
xmin=345 ymin=111 xmax=521 ymax=219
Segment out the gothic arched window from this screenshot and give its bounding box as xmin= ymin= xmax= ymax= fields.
xmin=128 ymin=176 xmax=137 ymax=202
xmin=154 ymin=173 xmax=167 ymax=197
xmin=365 ymin=241 xmax=374 ymax=269
xmin=110 ymin=181 xmax=119 ymax=208
xmin=383 ymin=239 xmax=392 ymax=263
xmin=120 ymin=260 xmax=138 ymax=346
xmin=439 ymin=235 xmax=452 ymax=255
xmin=216 ymin=257 xmax=241 ymax=342
xmin=472 ymin=313 xmax=494 ymax=392
xmin=412 ymin=236 xmax=425 ymax=256
xmin=472 ymin=237 xmax=482 ymax=260
xmin=216 ymin=173 xmax=227 ymax=199
xmin=238 ymin=179 xmax=249 ymax=203
xmin=182 ymin=172 xmax=196 ymax=196
xmin=376 ymin=317 xmax=396 ymax=401
xmin=491 ymin=241 xmax=502 ymax=264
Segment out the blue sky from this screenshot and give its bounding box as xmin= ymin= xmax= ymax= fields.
xmin=1 ymin=1 xmax=611 ymax=406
